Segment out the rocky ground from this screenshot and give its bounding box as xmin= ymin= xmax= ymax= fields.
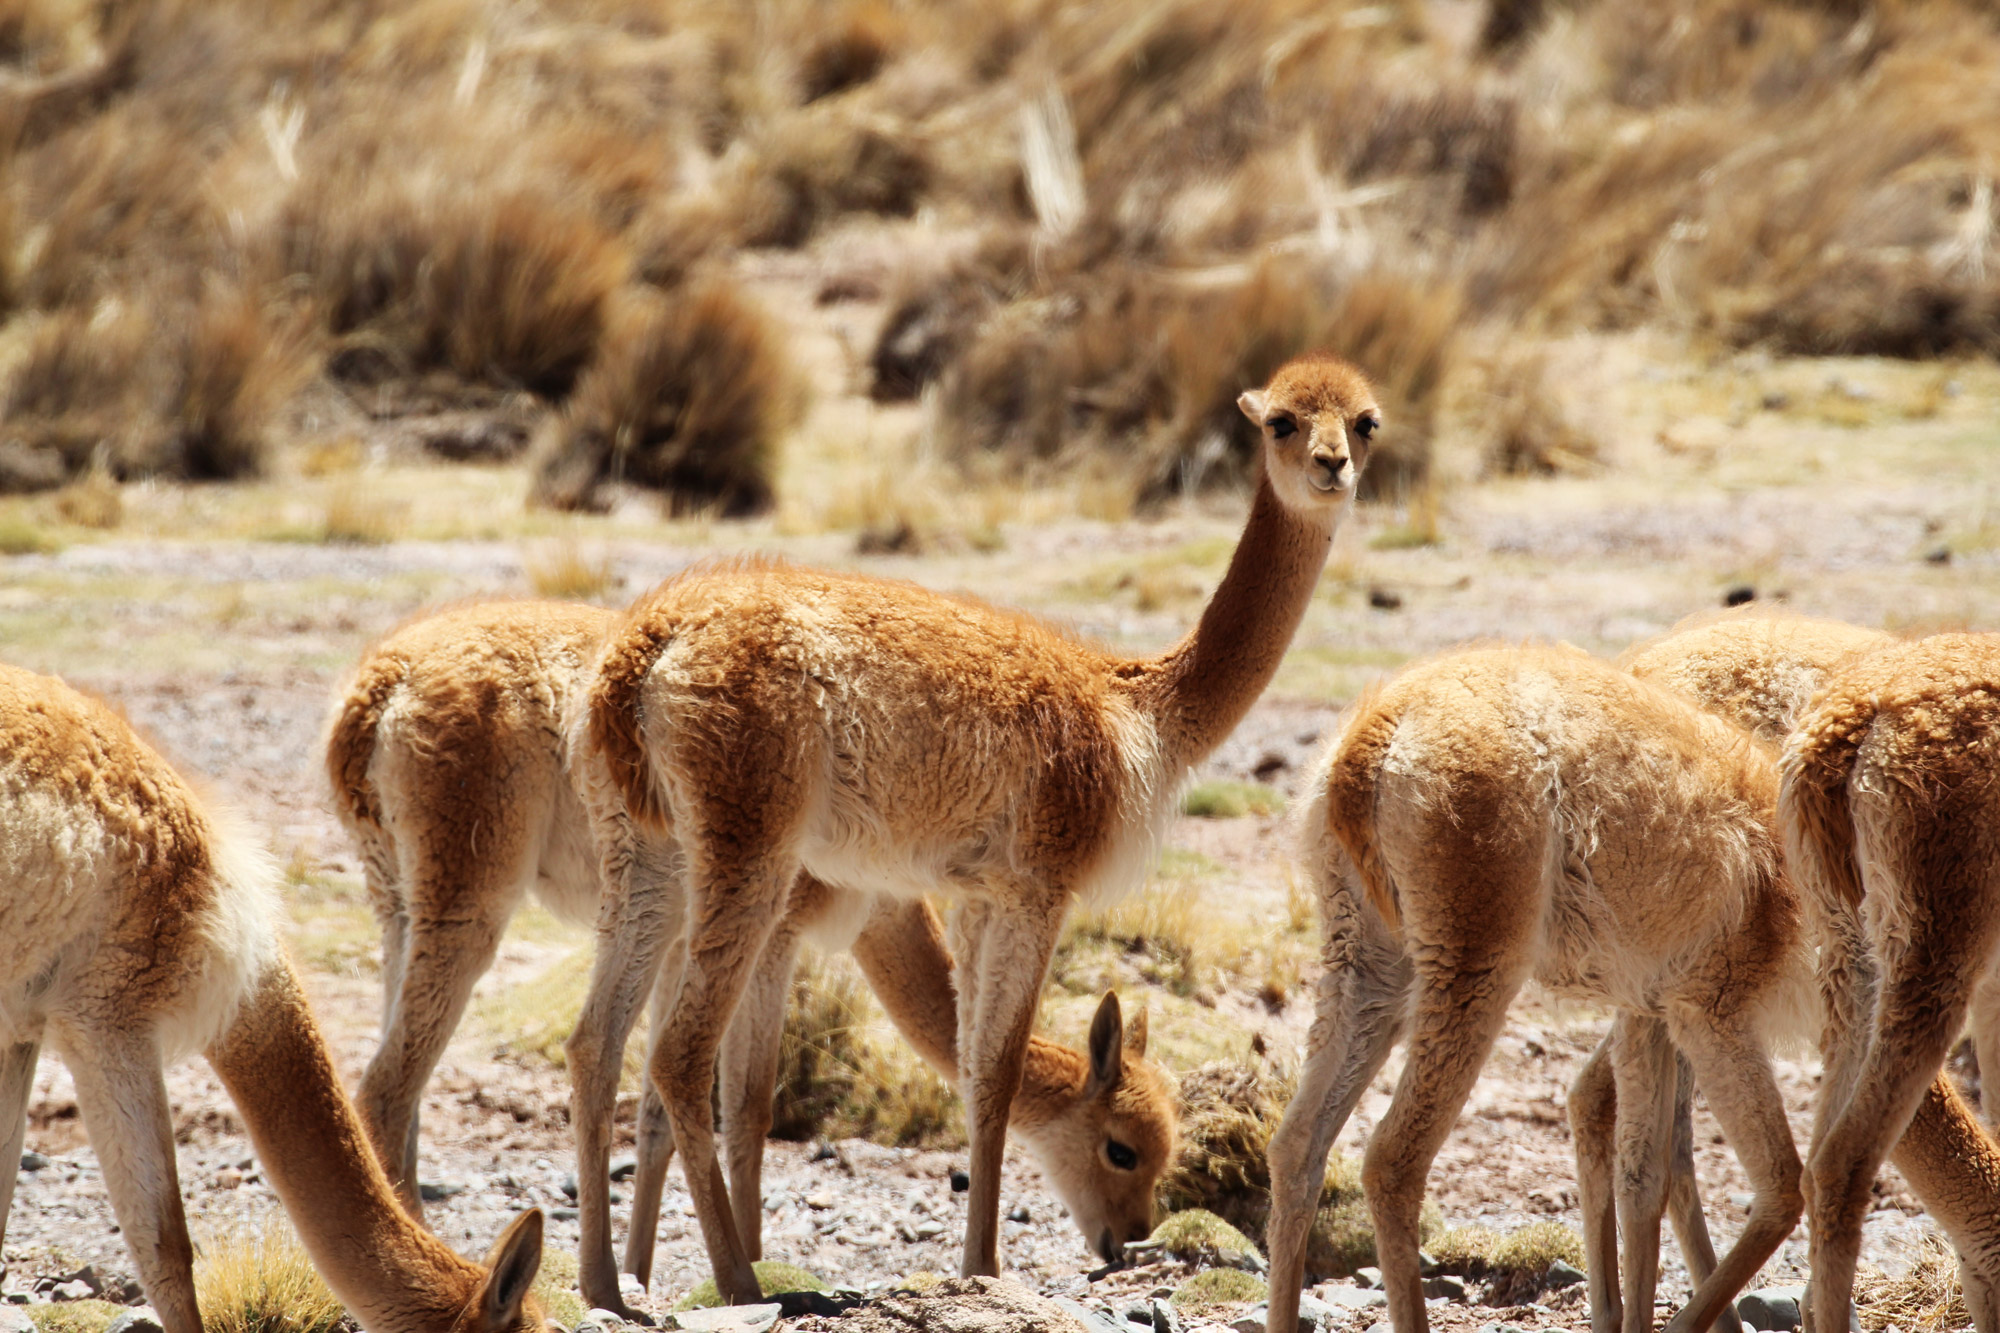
xmin=3 ymin=246 xmax=1998 ymax=1333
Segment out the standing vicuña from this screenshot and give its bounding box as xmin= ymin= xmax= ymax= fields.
xmin=0 ymin=662 xmax=544 ymax=1333
xmin=1782 ymin=632 xmax=2000 ymax=1333
xmin=574 ymin=353 xmax=1380 ymax=1302
xmin=324 ymin=599 xmax=1177 ymax=1313
xmin=1265 ymin=646 xmax=1813 ymax=1333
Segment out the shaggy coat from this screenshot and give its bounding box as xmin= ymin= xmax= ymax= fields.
xmin=1782 ymin=632 xmax=2000 ymax=1333
xmin=0 ymin=663 xmax=543 ymax=1333
xmin=323 ymin=599 xmax=1177 ymax=1312
xmin=575 ymin=354 xmax=1379 ymax=1301
xmin=1266 ymin=646 xmax=1812 ymax=1333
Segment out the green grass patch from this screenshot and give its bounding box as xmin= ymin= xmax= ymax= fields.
xmin=532 ymin=1245 xmax=587 ymax=1328
xmin=0 ymin=515 xmax=61 ymax=556
xmin=1171 ymin=1269 xmax=1267 ymax=1309
xmin=25 ymin=1302 xmax=122 ymax=1333
xmin=1181 ymin=780 xmax=1285 ymax=819
xmin=1151 ymin=1209 xmax=1259 ymax=1262
xmin=676 ymin=1262 xmax=826 ymax=1310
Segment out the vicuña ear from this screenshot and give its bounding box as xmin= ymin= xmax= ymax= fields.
xmin=1236 ymin=390 xmax=1267 ymax=423
xmin=1085 ymin=991 xmax=1124 ymax=1098
xmin=478 ymin=1208 xmax=544 ymax=1330
xmin=1123 ymin=1004 xmax=1148 ymax=1058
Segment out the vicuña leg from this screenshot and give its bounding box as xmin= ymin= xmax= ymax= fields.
xmin=650 ymin=850 xmax=794 ymax=1306
xmin=1971 ymin=967 xmax=2000 ymax=1133
xmin=569 ymin=853 xmax=680 ymax=1319
xmin=718 ymin=913 xmax=804 ymax=1262
xmin=0 ymin=1036 xmax=43 ymax=1251
xmin=1887 ymin=1078 xmax=2000 ymax=1333
xmin=57 ymin=1022 xmax=199 ymax=1333
xmin=1266 ymin=882 xmax=1409 ymax=1333
xmin=1570 ymin=1037 xmax=1625 ymax=1333
xmin=624 ymin=942 xmax=686 ymax=1289
xmin=950 ymin=894 xmax=1067 ymax=1278
xmin=1665 ymin=1053 xmax=1744 ymax=1333
xmin=359 ymin=865 xmax=526 ymax=1215
xmin=1610 ymin=1016 xmax=1681 ymax=1333
xmin=1661 ymin=1008 xmax=1802 ymax=1333
xmin=1362 ymin=946 xmax=1531 ymax=1333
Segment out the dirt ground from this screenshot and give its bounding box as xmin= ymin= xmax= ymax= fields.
xmin=2 ymin=232 xmax=1997 ymax=1328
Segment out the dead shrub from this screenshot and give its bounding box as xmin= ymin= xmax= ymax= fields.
xmin=797 ymin=1 xmax=901 ymax=103
xmin=869 ymin=229 xmax=1031 ymax=402
xmin=772 ymin=950 xmax=959 ymax=1147
xmin=530 ymin=279 xmax=795 ymax=517
xmin=268 ymin=175 xmax=629 ymax=397
xmin=1477 ymin=347 xmax=1602 ymax=476
xmin=0 ymin=306 xmax=148 ymax=489
xmin=936 ymin=257 xmax=1457 ymax=504
xmin=143 ymin=284 xmax=316 ymax=481
xmin=727 ymin=111 xmax=930 ymax=248
xmin=1855 ymin=1232 xmax=1969 ymax=1332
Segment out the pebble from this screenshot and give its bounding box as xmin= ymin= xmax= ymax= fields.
xmin=1296 ymin=1295 xmax=1334 ymax=1332
xmin=1738 ymin=1286 xmax=1805 ymax=1332
xmin=551 ymin=1207 xmax=580 ymax=1221
xmin=1320 ymin=1286 xmax=1387 ymax=1310
xmin=610 ymin=1156 xmax=638 ymax=1182
xmin=1545 ymin=1260 xmax=1586 ymax=1290
xmin=576 ymin=1308 xmax=631 ymax=1333
xmin=51 ymin=1282 xmax=94 ymax=1302
xmin=1364 ymin=1323 xmax=1392 ymax=1333
xmin=913 ymin=1219 xmax=945 ymax=1239
xmin=0 ymin=1309 xmax=32 ymax=1333
xmin=17 ymin=1154 xmax=47 ymax=1172
xmin=1354 ymin=1267 xmax=1381 ymax=1290
xmin=1368 ymin=588 xmax=1403 ymax=611
xmin=673 ymin=1308 xmax=782 ymax=1333
xmin=1009 ymin=1206 xmax=1032 ymax=1224
xmin=806 ymin=1193 xmax=836 ymax=1211
xmin=561 ymin=1174 xmax=580 ymax=1201
xmin=1228 ymin=1309 xmax=1265 ymax=1333
xmin=418 ymin=1181 xmax=466 ymax=1202
xmin=1124 ymin=1302 xmax=1153 ymax=1324
xmin=106 ymin=1310 xmax=166 ymax=1333
xmin=1052 ymin=1295 xmax=1128 ymax=1333
xmin=949 ymin=1169 xmax=970 ymax=1193
xmin=1150 ymin=1298 xmax=1183 ymax=1333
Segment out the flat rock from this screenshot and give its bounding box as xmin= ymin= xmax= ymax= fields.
xmin=1227 ymin=1308 xmax=1265 ymax=1333
xmin=670 ymin=1303 xmax=782 ymax=1333
xmin=106 ymin=1310 xmax=166 ymax=1333
xmin=1320 ymin=1286 xmax=1387 ymax=1310
xmin=1737 ymin=1286 xmax=1805 ymax=1332
xmin=1544 ymin=1260 xmax=1586 ymax=1290
xmin=804 ymin=1277 xmax=1090 ymax=1333
xmin=1051 ymin=1296 xmax=1127 ymax=1333
xmin=1422 ymin=1276 xmax=1467 ymax=1302
xmin=0 ymin=1308 xmax=35 ymax=1333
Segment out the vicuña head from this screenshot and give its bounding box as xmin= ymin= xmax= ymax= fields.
xmin=0 ymin=662 xmax=543 ymax=1333
xmin=1012 ymin=992 xmax=1178 ymax=1263
xmin=1237 ymin=352 xmax=1381 ymax=510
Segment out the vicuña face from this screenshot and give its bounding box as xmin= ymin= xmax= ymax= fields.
xmin=1238 ymin=354 xmax=1381 ymax=512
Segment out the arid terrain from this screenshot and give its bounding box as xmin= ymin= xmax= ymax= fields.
xmin=5 ymin=0 xmax=2000 ymax=1327
xmin=3 ymin=240 xmax=1996 ymax=1325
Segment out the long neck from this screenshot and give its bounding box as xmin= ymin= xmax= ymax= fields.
xmin=205 ymin=956 xmax=484 ymax=1333
xmin=846 ymin=893 xmax=1095 ymax=1122
xmin=1126 ymin=474 xmax=1339 ymax=768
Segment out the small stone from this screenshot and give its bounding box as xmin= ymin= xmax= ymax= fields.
xmin=577 ymin=1308 xmax=629 ymax=1333
xmin=1416 ymin=1251 xmax=1441 ymax=1278
xmin=1545 ymin=1260 xmax=1586 ymax=1290
xmin=1364 ymin=1323 xmax=1392 ymax=1333
xmin=105 ymin=1311 xmax=166 ymax=1333
xmin=63 ymin=1268 xmax=100 ymax=1296
xmin=609 ymin=1157 xmax=638 ymax=1182
xmin=1738 ymin=1287 xmax=1804 ymax=1332
xmin=1125 ymin=1303 xmax=1153 ymax=1325
xmin=618 ymin=1274 xmax=647 ymax=1305
xmin=1150 ymin=1298 xmax=1183 ymax=1333
xmin=1723 ymin=585 xmax=1756 ymax=607
xmin=1367 ymin=588 xmax=1403 ymax=611
xmin=1321 ymin=1286 xmax=1387 ymax=1310
xmin=418 ymin=1181 xmax=465 ymax=1203
xmin=1925 ymin=544 xmax=1952 ymax=565
xmin=806 ymin=1193 xmax=836 ymax=1211
xmin=1053 ymin=1296 xmax=1130 ymax=1333
xmin=1295 ymin=1295 xmax=1335 ymax=1332
xmin=213 ymin=1168 xmax=243 ymax=1190
xmin=17 ymin=1154 xmax=47 ymax=1172
xmin=0 ymin=1307 xmax=33 ymax=1333
xmin=51 ymin=1282 xmax=94 ymax=1302
xmin=673 ymin=1308 xmax=782 ymax=1333
xmin=1008 ymin=1205 xmax=1032 ymax=1224
xmin=949 ymin=1169 xmax=970 ymax=1193
xmin=1422 ymin=1275 xmax=1467 ymax=1302
xmin=551 ymin=1207 xmax=580 ymax=1222
xmin=914 ymin=1219 xmax=945 ymax=1239
xmin=1354 ymin=1267 xmax=1381 ymax=1290
xmin=1761 ymin=391 xmax=1791 ymax=412
xmin=811 ymin=1142 xmax=838 ymax=1162
xmin=2 ymin=1293 xmax=28 ymax=1306
xmin=1227 ymin=1307 xmax=1266 ymax=1333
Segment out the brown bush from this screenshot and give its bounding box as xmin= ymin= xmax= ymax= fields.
xmin=530 ymin=278 xmax=796 ymax=516
xmin=869 ymin=229 xmax=1031 ymax=402
xmin=797 ymin=1 xmax=902 ymax=103
xmin=727 ymin=110 xmax=930 ymax=248
xmin=935 ymin=256 xmax=1457 ymax=503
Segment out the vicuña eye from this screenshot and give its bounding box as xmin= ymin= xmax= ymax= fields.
xmin=1355 ymin=416 xmax=1379 ymax=439
xmin=1106 ymin=1140 xmax=1139 ymax=1170
xmin=1268 ymin=418 xmax=1296 ymax=439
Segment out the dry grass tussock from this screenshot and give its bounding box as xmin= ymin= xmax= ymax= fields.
xmin=192 ymin=1222 xmax=346 ymax=1333
xmin=1855 ymin=1233 xmax=1971 ymax=1333
xmin=6 ymin=0 xmax=1999 ymax=509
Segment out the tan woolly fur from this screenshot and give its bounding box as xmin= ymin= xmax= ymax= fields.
xmin=0 ymin=662 xmax=545 ymax=1333
xmin=574 ymin=353 xmax=1379 ymax=1303
xmin=1781 ymin=633 xmax=2000 ymax=1333
xmin=1265 ymin=645 xmax=1813 ymax=1333
xmin=321 ymin=600 xmax=1179 ymax=1310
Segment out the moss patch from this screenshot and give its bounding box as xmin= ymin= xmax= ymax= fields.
xmin=25 ymin=1302 xmax=122 ymax=1333
xmin=1151 ymin=1209 xmax=1259 ymax=1263
xmin=1181 ymin=780 xmax=1285 ymax=819
xmin=1172 ymin=1269 xmax=1268 ymax=1309
xmin=676 ymin=1262 xmax=828 ymax=1310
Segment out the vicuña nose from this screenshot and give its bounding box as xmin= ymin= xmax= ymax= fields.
xmin=1314 ymin=452 xmax=1347 ymax=487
